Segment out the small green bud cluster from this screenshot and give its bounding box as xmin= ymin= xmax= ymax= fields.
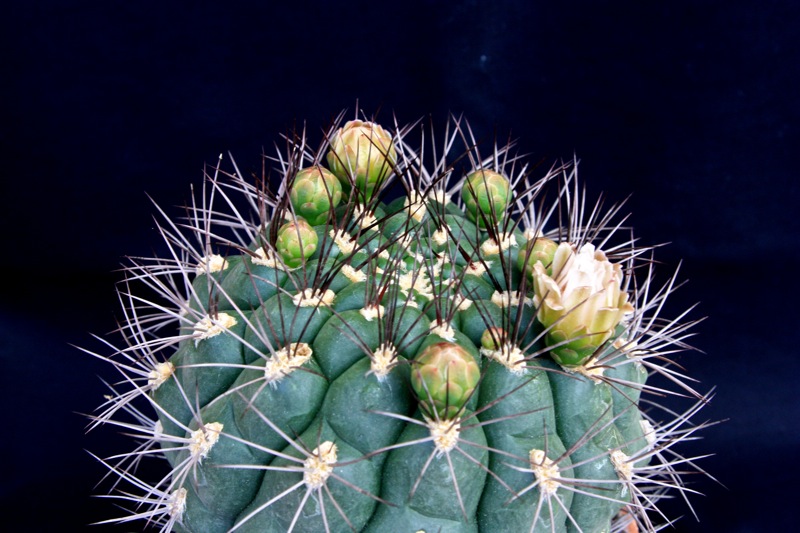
xmin=282 ymin=120 xmax=396 ymax=268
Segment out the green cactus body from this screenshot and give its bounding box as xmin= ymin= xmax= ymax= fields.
xmin=89 ymin=114 xmax=711 ymax=533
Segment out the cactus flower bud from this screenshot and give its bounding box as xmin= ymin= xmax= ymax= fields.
xmin=461 ymin=169 xmax=511 ymax=228
xmin=326 ymin=120 xmax=396 ymax=199
xmin=275 ymin=218 xmax=318 ymax=268
xmin=518 ymin=237 xmax=559 ymax=279
xmin=289 ymin=166 xmax=343 ymax=225
xmin=480 ymin=327 xmax=506 ymax=351
xmin=411 ymin=342 xmax=480 ymax=420
xmin=531 ymin=242 xmax=634 ymax=367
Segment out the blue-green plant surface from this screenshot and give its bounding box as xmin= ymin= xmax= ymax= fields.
xmin=84 ymin=111 xmax=714 ymax=533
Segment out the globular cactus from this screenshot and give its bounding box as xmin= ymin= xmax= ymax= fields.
xmin=85 ymin=111 xmax=713 ymax=533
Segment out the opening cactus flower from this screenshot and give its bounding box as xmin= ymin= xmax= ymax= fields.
xmin=411 ymin=342 xmax=480 ymax=420
xmin=275 ymin=218 xmax=318 ymax=268
xmin=326 ymin=119 xmax=396 ymax=199
xmin=461 ymin=169 xmax=511 ymax=228
xmin=532 ymin=242 xmax=634 ymax=366
xmin=289 ymin=166 xmax=343 ymax=225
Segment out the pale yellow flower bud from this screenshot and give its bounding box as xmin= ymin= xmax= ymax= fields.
xmin=326 ymin=120 xmax=396 ymax=200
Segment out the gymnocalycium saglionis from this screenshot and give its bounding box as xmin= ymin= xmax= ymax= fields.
xmin=84 ymin=111 xmax=715 ymax=533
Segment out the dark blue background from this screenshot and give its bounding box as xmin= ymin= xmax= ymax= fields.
xmin=2 ymin=1 xmax=797 ymax=531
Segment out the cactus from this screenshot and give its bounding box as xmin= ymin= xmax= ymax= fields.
xmin=85 ymin=111 xmax=713 ymax=533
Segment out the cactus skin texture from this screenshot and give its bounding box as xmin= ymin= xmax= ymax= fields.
xmin=86 ymin=111 xmax=713 ymax=533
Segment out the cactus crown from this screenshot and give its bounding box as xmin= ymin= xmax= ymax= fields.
xmin=84 ymin=110 xmax=713 ymax=533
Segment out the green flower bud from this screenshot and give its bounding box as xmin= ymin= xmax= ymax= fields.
xmin=411 ymin=342 xmax=480 ymax=420
xmin=480 ymin=327 xmax=506 ymax=351
xmin=289 ymin=166 xmax=343 ymax=226
xmin=517 ymin=237 xmax=559 ymax=279
xmin=461 ymin=169 xmax=511 ymax=228
xmin=275 ymin=219 xmax=318 ymax=268
xmin=326 ymin=120 xmax=396 ymax=200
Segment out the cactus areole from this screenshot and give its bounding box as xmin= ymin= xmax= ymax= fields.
xmin=86 ymin=111 xmax=712 ymax=533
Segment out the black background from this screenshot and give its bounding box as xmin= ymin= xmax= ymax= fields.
xmin=2 ymin=1 xmax=798 ymax=531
